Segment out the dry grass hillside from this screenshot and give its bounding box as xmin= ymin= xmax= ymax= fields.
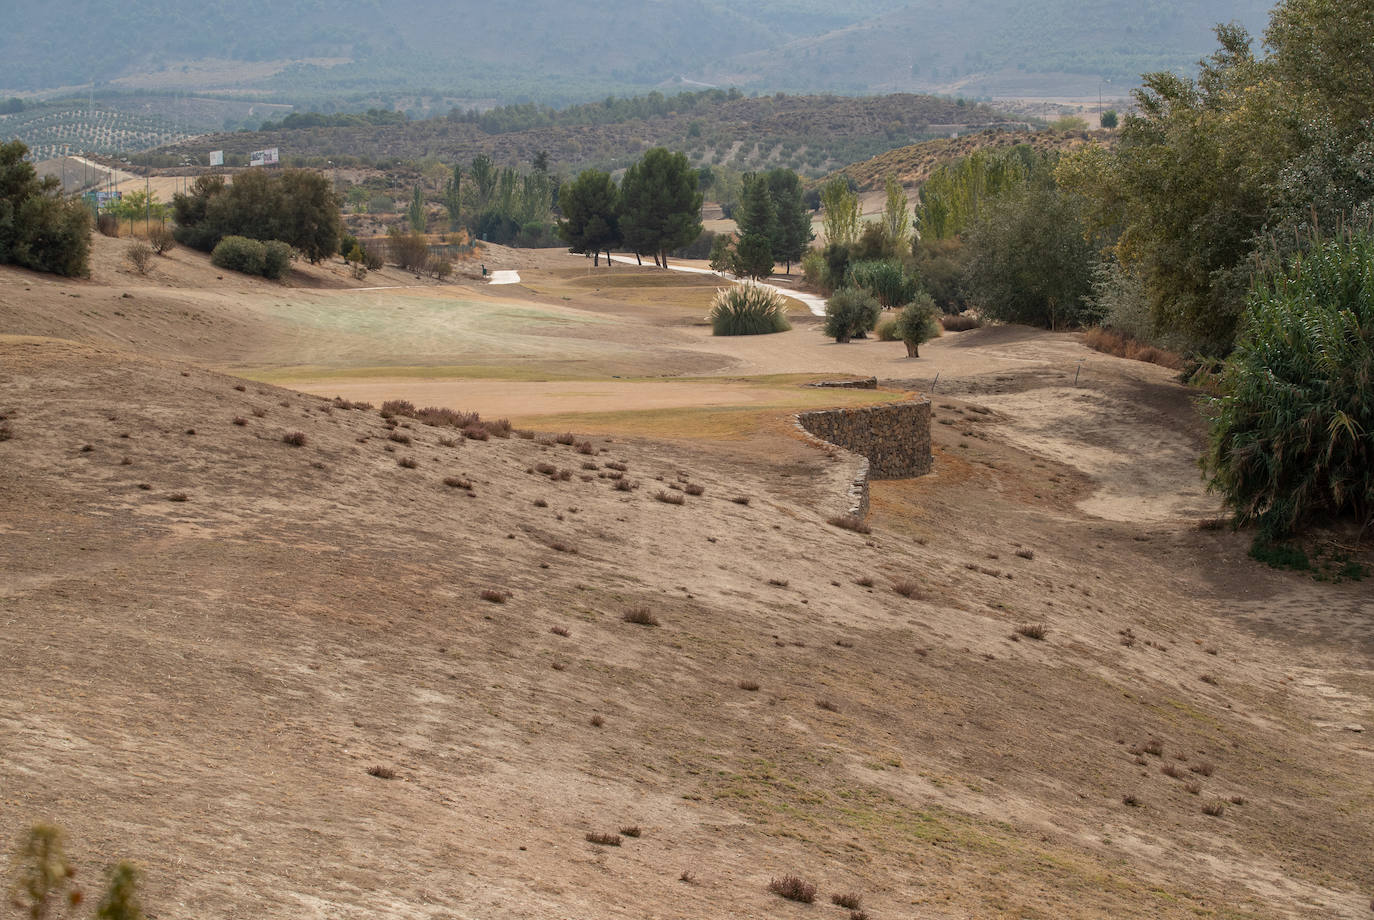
xmin=1 ymin=237 xmax=1372 ymax=919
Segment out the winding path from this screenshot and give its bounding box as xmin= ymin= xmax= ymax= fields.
xmin=607 ymin=255 xmax=826 ymax=316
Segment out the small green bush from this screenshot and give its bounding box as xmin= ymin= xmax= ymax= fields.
xmin=210 ymin=235 xmax=265 ymax=276
xmin=801 ymin=249 xmax=826 ymax=290
xmin=709 ymin=282 xmax=791 ymax=335
xmin=210 ymin=236 xmax=292 ymax=279
xmin=823 ymin=287 xmax=881 ymax=343
xmin=262 ymin=240 xmax=293 ymax=279
xmin=1204 ymin=232 xmax=1374 ymax=538
xmin=875 ymin=316 xmax=900 ymax=341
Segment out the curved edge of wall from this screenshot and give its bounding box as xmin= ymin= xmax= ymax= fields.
xmin=794 ymin=398 xmax=932 ymax=518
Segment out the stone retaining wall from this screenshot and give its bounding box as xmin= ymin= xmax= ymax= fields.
xmin=797 ymin=399 xmax=932 ymax=481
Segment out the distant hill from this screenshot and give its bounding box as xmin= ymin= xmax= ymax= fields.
xmin=1 ymin=0 xmax=1271 ymax=103
xmin=151 ymin=92 xmax=1021 ymax=176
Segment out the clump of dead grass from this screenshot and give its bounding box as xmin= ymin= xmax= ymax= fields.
xmin=767 ymin=876 xmax=817 ymax=903
xmin=1082 ymin=327 xmax=1184 ymax=370
xmin=622 ymin=608 xmax=659 ymax=626
xmin=655 ymin=490 xmax=685 ymax=505
xmin=282 ymin=431 xmax=307 ymax=447
xmin=828 ymin=514 xmax=871 ymax=534
xmin=480 ymin=589 xmax=508 ymax=604
xmin=585 ymin=832 xmax=620 ymax=846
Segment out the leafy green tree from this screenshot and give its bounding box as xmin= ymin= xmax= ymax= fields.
xmin=766 ymin=168 xmax=813 ymax=273
xmin=1267 ymin=0 xmax=1374 ymax=134
xmin=819 ymin=177 xmax=860 ymax=247
xmin=557 ymin=169 xmax=621 ymax=266
xmin=468 ymin=154 xmax=497 ymax=212
xmin=618 ymin=147 xmax=703 ymax=269
xmin=1064 ymin=26 xmax=1295 ymax=353
xmin=916 ymin=145 xmax=1052 ymax=241
xmin=963 ymin=184 xmax=1099 ymax=330
xmin=0 ymin=140 xmax=90 ymax=277
xmin=879 ymin=176 xmax=911 ymax=254
xmin=732 ymin=232 xmax=774 ymax=280
xmin=1204 ymin=232 xmax=1374 ymax=538
xmin=895 ymin=293 xmax=941 ymax=357
xmin=408 ymin=184 xmax=425 ymax=232
xmin=1099 ymin=109 xmax=1119 ymax=129
xmin=734 ymin=173 xmax=776 ymax=252
xmin=277 ymin=170 xmax=343 ymax=263
xmin=441 ymin=165 xmax=462 ymax=230
xmin=172 ymin=169 xmax=340 ymax=263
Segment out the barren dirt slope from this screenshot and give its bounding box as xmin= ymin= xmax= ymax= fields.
xmin=2 ymin=334 xmax=1372 ymax=919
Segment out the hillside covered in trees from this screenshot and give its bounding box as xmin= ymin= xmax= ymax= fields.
xmin=151 ymin=92 xmax=1014 ymax=177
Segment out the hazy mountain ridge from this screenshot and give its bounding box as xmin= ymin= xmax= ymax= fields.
xmin=2 ymin=0 xmax=1272 ymax=101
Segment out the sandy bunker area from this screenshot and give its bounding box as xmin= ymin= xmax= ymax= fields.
xmin=1 ymin=237 xmax=1372 ymax=920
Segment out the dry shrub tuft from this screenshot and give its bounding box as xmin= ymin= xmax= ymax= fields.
xmin=730 ymin=495 xmax=750 ymax=505
xmin=462 ymin=424 xmax=489 ymax=441
xmin=232 ymin=416 xmax=247 ymax=426
xmin=605 ymin=460 xmax=628 ymax=471
xmin=832 ymin=893 xmax=863 ymax=910
xmin=892 ymin=579 xmax=921 ymax=598
xmin=589 ymin=714 xmax=604 ymax=727
xmin=388 ymin=431 xmax=413 ymax=444
xmin=623 ymin=608 xmax=659 ymax=626
xmin=576 ymin=440 xmax=595 ymax=455
xmin=613 ymin=478 xmax=636 ymax=492
xmin=1083 ymin=327 xmax=1183 ymax=369
xmin=1202 ymin=801 xmax=1226 ymax=817
xmin=619 ymin=826 xmax=642 ymax=838
xmin=480 ymin=589 xmax=508 ymax=604
xmin=443 ymin=476 xmax=472 ymax=489
xmin=1015 ymin=623 xmax=1048 ymax=640
xmin=585 ymin=832 xmax=620 ymax=846
xmin=828 ymin=514 xmax=871 ymax=534
xmin=380 ymin=399 xmax=416 ymax=419
xmin=167 ymin=492 xmax=189 ymax=502
xmin=738 ymin=680 xmax=760 ymax=691
xmin=940 ymin=312 xmax=982 ymax=331
xmin=282 ymin=431 xmax=307 ymax=447
xmin=1015 ymin=548 xmax=1035 ymax=560
xmin=550 ymin=625 xmax=570 ymax=637
xmin=684 ymin=483 xmax=705 ymax=496
xmin=815 ymin=699 xmax=840 ymax=713
xmin=555 ymin=432 xmax=577 ymax=445
xmin=768 ymin=875 xmax=817 ymax=903
xmin=398 ymin=457 xmax=418 ymax=469
xmin=655 ymin=490 xmax=685 ymax=505
xmin=367 ymin=766 xmax=396 ymax=780
xmin=1189 ymin=761 xmax=1215 ymax=776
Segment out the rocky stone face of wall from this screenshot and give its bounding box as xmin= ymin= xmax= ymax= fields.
xmin=797 ymin=400 xmax=932 ymax=480
xmin=806 ymin=377 xmax=878 ymax=390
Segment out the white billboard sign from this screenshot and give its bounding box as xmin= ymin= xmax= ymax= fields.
xmin=249 ymin=147 xmax=279 ymax=167
xmin=209 ymin=150 xmax=224 ymax=166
